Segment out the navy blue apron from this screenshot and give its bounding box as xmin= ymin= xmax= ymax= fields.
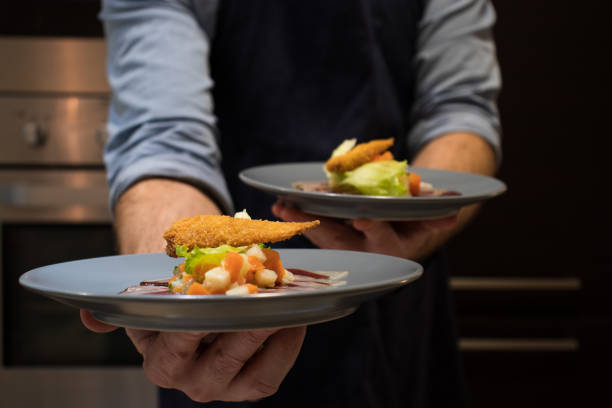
xmin=160 ymin=1 xmax=467 ymax=407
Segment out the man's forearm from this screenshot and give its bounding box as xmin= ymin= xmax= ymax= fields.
xmin=412 ymin=132 xmax=496 ymax=176
xmin=114 ymin=178 xmax=222 ymax=254
xmin=411 ymin=131 xmax=497 ymax=248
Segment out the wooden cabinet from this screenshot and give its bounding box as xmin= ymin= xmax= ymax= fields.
xmin=448 ymin=2 xmax=610 ymax=406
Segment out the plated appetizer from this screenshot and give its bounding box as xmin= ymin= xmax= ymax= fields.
xmin=121 ymin=211 xmax=347 ymax=295
xmin=293 ymin=138 xmax=459 ymax=197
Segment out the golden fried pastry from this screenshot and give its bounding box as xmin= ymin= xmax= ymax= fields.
xmin=325 ymin=138 xmax=394 ymax=173
xmin=163 ymin=214 xmax=319 ymax=257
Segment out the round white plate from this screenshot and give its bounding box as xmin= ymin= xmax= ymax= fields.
xmin=239 ymin=162 xmax=506 ymax=220
xmin=19 ymin=249 xmax=422 ymax=332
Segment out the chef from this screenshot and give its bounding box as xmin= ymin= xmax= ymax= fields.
xmin=82 ymin=0 xmax=502 ymax=407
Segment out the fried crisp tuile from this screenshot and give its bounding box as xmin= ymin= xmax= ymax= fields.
xmin=325 ymin=138 xmax=394 ymax=173
xmin=163 ymin=215 xmax=320 ymax=257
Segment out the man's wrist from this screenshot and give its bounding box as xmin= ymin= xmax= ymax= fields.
xmin=114 ymin=178 xmax=221 ymax=254
xmin=410 ymin=132 xmax=496 ymax=253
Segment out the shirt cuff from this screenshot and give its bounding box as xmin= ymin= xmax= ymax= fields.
xmin=107 ymin=154 xmax=234 ymax=216
xmin=408 ymin=105 xmax=502 ymax=168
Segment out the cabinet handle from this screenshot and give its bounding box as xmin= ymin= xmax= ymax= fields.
xmin=459 ymin=338 xmax=579 ymax=352
xmin=450 ymin=277 xmax=581 ymax=291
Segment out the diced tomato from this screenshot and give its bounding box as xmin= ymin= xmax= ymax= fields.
xmin=186 ymin=282 xmax=210 ymax=295
xmin=409 ymin=172 xmax=421 ymax=196
xmin=262 ymin=248 xmax=284 ymax=283
xmin=224 ymin=251 xmax=245 ymax=284
xmin=248 ymin=256 xmax=265 ymax=271
xmin=371 ymin=151 xmax=394 ymax=162
xmin=246 ymin=256 xmax=265 ymax=284
xmin=245 ymin=269 xmax=255 ymax=284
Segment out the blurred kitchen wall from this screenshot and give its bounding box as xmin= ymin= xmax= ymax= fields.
xmin=0 ymin=2 xmax=158 ymax=408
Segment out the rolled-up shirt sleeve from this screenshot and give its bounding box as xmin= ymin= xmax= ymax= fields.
xmin=409 ymin=0 xmax=502 ymax=166
xmin=100 ymin=0 xmax=233 ymax=214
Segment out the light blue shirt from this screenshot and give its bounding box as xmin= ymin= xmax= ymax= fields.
xmin=100 ymin=0 xmax=502 ymax=214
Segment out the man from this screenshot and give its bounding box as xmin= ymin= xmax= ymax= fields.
xmin=81 ymin=0 xmax=501 ymax=406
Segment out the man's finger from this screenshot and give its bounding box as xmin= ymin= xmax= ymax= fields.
xmin=272 ymin=201 xmax=362 ymax=250
xmin=351 ymin=219 xmax=398 ymax=250
xmin=271 ymin=201 xmax=320 ymax=223
xmin=141 ymin=331 xmax=210 ymax=389
xmin=185 ymin=329 xmax=277 ymax=402
xmin=419 ymin=214 xmax=458 ymax=230
xmin=125 ymin=328 xmax=159 ymax=355
xmin=80 ymin=309 xmax=119 ymax=333
xmin=231 ymin=326 xmax=307 ymax=401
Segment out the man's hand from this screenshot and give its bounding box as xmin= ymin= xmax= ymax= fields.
xmin=272 ymin=202 xmax=457 ymax=261
xmin=80 ymin=310 xmax=306 ymax=402
xmin=273 ymin=132 xmax=497 ymax=260
xmin=80 ymin=178 xmax=308 ymax=402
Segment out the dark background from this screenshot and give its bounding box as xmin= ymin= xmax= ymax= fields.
xmin=447 ymin=1 xmax=610 ymax=407
xmin=1 ymin=1 xmax=610 ymax=407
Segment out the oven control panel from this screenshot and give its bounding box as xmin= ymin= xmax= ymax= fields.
xmin=0 ymin=96 xmax=109 ymax=165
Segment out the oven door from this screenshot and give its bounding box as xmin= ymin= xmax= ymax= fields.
xmin=0 ymin=170 xmax=157 ymax=408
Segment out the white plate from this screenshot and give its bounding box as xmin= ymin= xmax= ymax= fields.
xmin=19 ymin=249 xmax=422 ymax=332
xmin=239 ymin=162 xmax=506 ymax=220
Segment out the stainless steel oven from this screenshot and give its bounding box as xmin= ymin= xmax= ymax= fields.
xmin=0 ymin=37 xmax=156 ymax=408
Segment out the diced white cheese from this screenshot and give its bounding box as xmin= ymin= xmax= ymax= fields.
xmin=204 ymin=267 xmax=231 ymax=292
xmin=281 ymin=268 xmax=294 ymax=284
xmin=255 ymin=268 xmax=277 ymax=288
xmin=226 ymin=285 xmax=250 ymax=295
xmin=246 ymin=245 xmax=267 ymax=262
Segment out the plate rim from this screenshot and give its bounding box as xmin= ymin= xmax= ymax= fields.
xmin=19 ymin=249 xmax=423 ymax=303
xmin=239 ymin=161 xmax=507 ymax=204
